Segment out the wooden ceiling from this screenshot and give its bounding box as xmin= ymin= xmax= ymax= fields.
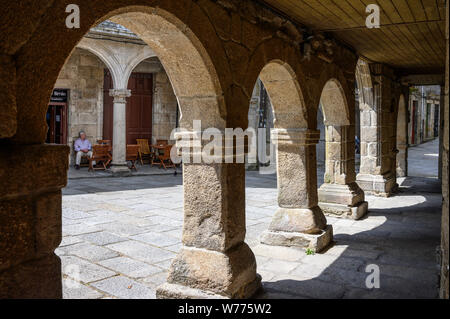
xmin=261 ymin=0 xmax=447 ymax=75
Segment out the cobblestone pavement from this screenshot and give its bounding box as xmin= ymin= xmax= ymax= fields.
xmin=58 ymin=139 xmax=442 ymax=299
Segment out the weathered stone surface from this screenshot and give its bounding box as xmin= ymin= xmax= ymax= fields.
xmin=0 ymin=54 xmax=16 ymax=138
xmin=0 ymin=144 xmax=69 ymax=197
xmin=319 ymin=201 xmax=368 ymax=220
xmin=0 ymin=254 xmax=62 ymax=299
xmin=318 ymin=182 xmax=364 ymax=207
xmin=162 ymin=243 xmax=261 ymax=298
xmin=269 ymin=207 xmax=326 ymax=234
xmin=261 ymin=225 xmax=333 ymax=253
xmin=182 ymin=163 xmax=246 ymax=252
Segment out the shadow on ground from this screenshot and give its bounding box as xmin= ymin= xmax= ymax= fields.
xmin=254 ymin=176 xmax=441 ymax=299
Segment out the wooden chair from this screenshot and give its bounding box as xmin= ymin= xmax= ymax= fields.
xmin=126 ymin=144 xmax=140 ymax=171
xmin=157 ymin=144 xmax=175 ymax=170
xmin=97 ymin=139 xmax=112 ymax=167
xmin=97 ymin=139 xmax=112 ymax=151
xmin=136 ymin=139 xmax=153 ymax=165
xmin=89 ymin=144 xmax=110 ymax=171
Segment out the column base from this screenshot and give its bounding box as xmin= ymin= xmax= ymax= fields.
xmin=157 ymin=275 xmax=262 ymax=299
xmin=157 ymin=243 xmax=261 ymax=299
xmin=318 ymin=183 xmax=368 ymax=220
xmin=260 ymin=225 xmax=333 ymax=253
xmin=356 ymin=173 xmax=397 ymax=197
xmin=268 ymin=206 xmax=327 ymax=234
xmin=319 ymin=201 xmax=368 ymax=220
xmin=110 ymin=164 xmax=131 ymax=177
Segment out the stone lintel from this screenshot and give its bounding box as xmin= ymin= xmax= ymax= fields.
xmin=261 ymin=225 xmax=333 ymax=253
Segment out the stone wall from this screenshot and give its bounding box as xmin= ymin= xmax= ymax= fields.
xmin=54 ymin=48 xmax=105 ymax=163
xmin=440 ymin=4 xmax=449 ymax=299
xmin=153 ymin=70 xmax=178 ymax=143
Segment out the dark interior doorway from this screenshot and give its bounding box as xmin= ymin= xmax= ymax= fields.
xmin=46 ymin=89 xmax=68 ymax=144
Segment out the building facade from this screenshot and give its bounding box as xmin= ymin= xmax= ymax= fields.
xmin=48 ymin=21 xmax=179 ymax=165
xmin=408 ymin=86 xmax=441 ymax=146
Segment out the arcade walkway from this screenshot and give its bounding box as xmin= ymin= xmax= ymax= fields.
xmin=58 ymin=139 xmax=441 ymax=298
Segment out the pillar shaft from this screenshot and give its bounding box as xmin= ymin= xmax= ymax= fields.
xmin=157 ymin=131 xmax=261 ymax=299
xmin=0 ymin=144 xmax=69 ymax=298
xmin=357 ymin=64 xmax=398 ymax=196
xmin=109 ymin=89 xmax=131 ymax=175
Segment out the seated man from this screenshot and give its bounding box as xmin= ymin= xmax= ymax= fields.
xmin=74 ymin=131 xmax=95 ymax=169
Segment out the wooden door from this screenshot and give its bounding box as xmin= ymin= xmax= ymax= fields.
xmin=46 ymin=103 xmax=67 ymax=144
xmin=103 ymin=71 xmax=153 ymax=144
xmin=126 ymin=73 xmax=153 ymax=144
xmin=103 ymin=70 xmax=114 ymax=141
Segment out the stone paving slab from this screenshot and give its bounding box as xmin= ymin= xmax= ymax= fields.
xmin=105 ymin=240 xmax=176 ymax=264
xmin=90 ymin=276 xmax=156 ymax=299
xmin=98 ymin=257 xmax=164 ymax=278
xmin=60 ymin=255 xmax=117 ymax=283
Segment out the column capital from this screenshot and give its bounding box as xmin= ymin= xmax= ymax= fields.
xmin=271 ymin=128 xmax=320 ymax=146
xmin=109 ymin=89 xmax=131 ymax=103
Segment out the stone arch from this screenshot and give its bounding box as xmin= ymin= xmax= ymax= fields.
xmin=355 ymin=58 xmax=381 ymax=179
xmin=319 ymin=78 xmax=350 ymax=126
xmin=396 ymin=94 xmax=408 ymax=177
xmin=77 ymin=38 xmax=124 ymax=90
xmin=109 ymin=11 xmax=225 ymax=130
xmin=77 ymin=36 xmax=157 ymax=90
xmin=243 ymin=37 xmax=314 ymax=129
xmin=258 ymin=60 xmax=308 ymax=129
xmin=318 ymin=78 xmax=351 ymax=185
xmin=355 ymin=59 xmax=374 ymax=111
xmin=13 ymin=2 xmax=229 ymax=144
